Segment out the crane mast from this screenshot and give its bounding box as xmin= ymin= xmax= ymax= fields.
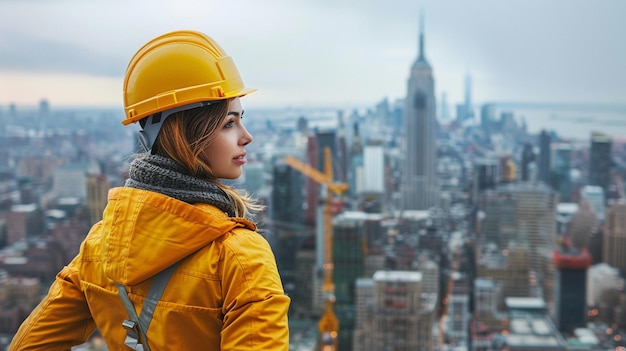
xmin=284 ymin=147 xmax=348 ymax=351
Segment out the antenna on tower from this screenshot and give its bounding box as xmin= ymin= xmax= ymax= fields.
xmin=418 ymin=9 xmax=425 ymax=61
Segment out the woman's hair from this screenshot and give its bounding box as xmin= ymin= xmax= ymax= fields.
xmin=151 ymin=98 xmax=261 ymax=218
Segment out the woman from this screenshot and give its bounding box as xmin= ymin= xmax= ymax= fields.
xmin=9 ymin=30 xmax=290 ymax=350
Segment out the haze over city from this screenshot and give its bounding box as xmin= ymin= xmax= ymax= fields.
xmin=2 ymin=1 xmax=626 ymax=350
xmin=1 ymin=0 xmax=625 ymax=109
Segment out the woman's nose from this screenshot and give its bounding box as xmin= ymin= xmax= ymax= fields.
xmin=241 ymin=126 xmax=253 ymax=145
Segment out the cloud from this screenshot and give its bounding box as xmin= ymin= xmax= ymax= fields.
xmin=1 ymin=0 xmax=625 ymax=107
xmin=0 ymin=33 xmax=126 ymax=77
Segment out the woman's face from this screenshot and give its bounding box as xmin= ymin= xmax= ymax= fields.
xmin=204 ymin=98 xmax=253 ymax=179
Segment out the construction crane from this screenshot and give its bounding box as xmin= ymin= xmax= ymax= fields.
xmin=284 ymin=147 xmax=348 ymax=351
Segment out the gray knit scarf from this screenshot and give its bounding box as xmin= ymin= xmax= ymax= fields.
xmin=125 ymin=154 xmax=235 ymax=217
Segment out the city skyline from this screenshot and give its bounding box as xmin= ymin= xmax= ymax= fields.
xmin=1 ymin=0 xmax=626 ymax=110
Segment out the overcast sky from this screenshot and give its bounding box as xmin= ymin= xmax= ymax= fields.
xmin=1 ymin=0 xmax=625 ymax=110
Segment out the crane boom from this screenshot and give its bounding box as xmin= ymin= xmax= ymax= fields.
xmin=284 ymin=152 xmax=348 ymax=196
xmin=283 ymin=147 xmax=348 ymax=351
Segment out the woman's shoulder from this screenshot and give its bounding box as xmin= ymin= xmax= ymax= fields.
xmin=219 ymin=223 xmax=272 ymax=255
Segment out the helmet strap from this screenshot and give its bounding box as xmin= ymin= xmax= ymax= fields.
xmin=137 ymin=101 xmax=216 ymax=153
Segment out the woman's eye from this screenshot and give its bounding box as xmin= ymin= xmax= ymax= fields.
xmin=225 ymin=121 xmax=234 ymax=128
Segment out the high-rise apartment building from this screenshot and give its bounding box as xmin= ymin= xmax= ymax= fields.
xmin=589 ymin=131 xmax=612 ymax=195
xmin=473 ymin=278 xmax=502 ymax=332
xmin=270 ymin=157 xmax=307 ymax=301
xmin=603 ymin=203 xmax=626 ymax=279
xmin=0 ymin=168 xmax=19 ymax=209
xmin=353 ymin=278 xmax=375 ymax=351
xmin=86 ymin=174 xmax=109 ymax=225
xmin=243 ymin=162 xmax=265 ymax=196
xmin=447 ymin=273 xmax=470 ymax=344
xmin=353 ymin=270 xmax=437 ymax=351
xmin=18 ymin=157 xmax=63 ymax=188
xmin=586 ymin=263 xmax=623 ymax=307
xmin=336 ymin=111 xmax=348 ymax=184
xmin=481 ymin=182 xmax=558 ymax=305
xmin=271 ymin=160 xmax=304 ymax=224
xmin=553 ymin=246 xmax=592 ymax=333
xmin=471 ymin=158 xmax=499 ymax=205
xmin=520 ymin=142 xmax=535 ymax=182
xmin=552 ymin=143 xmax=572 ymax=201
xmin=349 ymin=122 xmax=363 ymax=196
xmin=402 ymin=17 xmax=438 ymax=211
xmin=6 ymin=204 xmax=44 ymax=245
xmin=504 ymin=244 xmax=532 ymax=299
xmin=52 ymin=161 xmax=99 ymax=200
xmin=566 ymin=200 xmax=598 ymax=249
xmin=332 ymin=211 xmax=367 ymax=351
xmin=293 ymin=249 xmax=316 ymax=316
xmin=580 ymin=185 xmax=606 ymax=223
xmin=538 ymin=130 xmax=552 ymax=184
xmin=363 ymin=140 xmax=385 ymax=194
xmin=0 ymin=273 xmax=40 ymax=335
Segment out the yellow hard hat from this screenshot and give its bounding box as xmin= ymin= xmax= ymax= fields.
xmin=122 ymin=30 xmax=256 ymax=125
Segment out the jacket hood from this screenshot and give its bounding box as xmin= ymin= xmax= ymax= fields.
xmin=101 ymin=187 xmax=255 ymax=286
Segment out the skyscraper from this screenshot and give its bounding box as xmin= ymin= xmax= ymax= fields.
xmin=271 ymin=157 xmax=308 ymax=301
xmin=603 ymin=203 xmax=626 ymax=279
xmin=589 ymin=131 xmax=612 ymax=195
xmin=553 ymin=246 xmax=591 ymax=333
xmin=520 ymin=142 xmax=535 ymax=182
xmin=402 ymin=15 xmax=438 ymax=210
xmin=349 ymin=122 xmax=364 ymax=196
xmin=580 ymin=185 xmax=606 ymax=223
xmin=538 ymin=130 xmax=552 ymax=184
xmin=552 ymin=143 xmax=572 ymax=201
xmin=481 ymin=183 xmax=558 ymax=304
xmin=333 ymin=211 xmax=367 ymax=351
xmin=363 ymin=140 xmax=385 ymax=194
xmin=566 ymin=200 xmax=598 ymax=249
xmin=353 ymin=271 xmax=437 ymax=351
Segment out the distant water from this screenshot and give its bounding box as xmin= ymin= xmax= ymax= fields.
xmin=487 ymin=103 xmax=626 ymax=141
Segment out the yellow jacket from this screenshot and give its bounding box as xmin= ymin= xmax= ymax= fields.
xmin=9 ymin=187 xmax=290 ymax=350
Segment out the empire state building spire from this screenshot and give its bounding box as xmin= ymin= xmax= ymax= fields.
xmin=402 ymin=11 xmax=438 ymax=211
xmin=413 ymin=11 xmax=430 ymax=68
xmin=418 ymin=11 xmax=425 ymax=62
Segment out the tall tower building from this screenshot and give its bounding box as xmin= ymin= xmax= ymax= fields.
xmin=580 ymin=185 xmax=606 ymax=223
xmin=353 ymin=278 xmax=375 ymax=351
xmin=271 ymin=160 xmax=304 ymax=224
xmin=603 ymin=203 xmax=626 ymax=279
xmin=464 ymin=73 xmax=473 ymax=121
xmin=271 ymin=157 xmax=307 ymax=300
xmin=566 ymin=200 xmax=598 ymax=249
xmin=538 ymin=130 xmax=552 ymax=184
xmin=6 ymin=204 xmax=44 ymax=245
xmin=587 ymin=263 xmax=623 ymax=307
xmin=481 ymin=183 xmax=558 ymax=304
xmin=552 ymin=143 xmax=572 ymax=201
xmin=38 ymin=99 xmax=50 ymax=136
xmin=86 ymin=174 xmax=110 ymax=225
xmin=333 ymin=212 xmax=367 ymax=351
xmin=353 ymin=271 xmax=437 ymax=351
xmin=349 ymin=122 xmax=364 ymax=196
xmin=336 ymin=111 xmax=348 ymax=183
xmin=402 ymin=15 xmax=438 ymax=210
xmin=456 ymin=73 xmax=473 ymax=122
xmin=521 ymin=143 xmax=535 ymax=182
xmin=363 ymin=140 xmax=385 ymax=194
xmin=553 ymin=246 xmax=592 ymax=333
xmin=589 ymin=131 xmax=612 ymax=195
